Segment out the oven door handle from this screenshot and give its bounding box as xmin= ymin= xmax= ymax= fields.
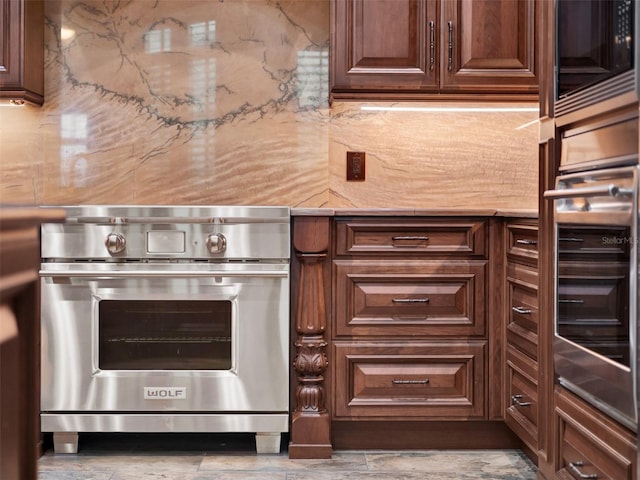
xmin=544 ymin=184 xmax=633 ymax=199
xmin=39 ymin=270 xmax=289 ymax=278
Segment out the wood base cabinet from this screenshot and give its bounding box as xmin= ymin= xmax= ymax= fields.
xmin=290 ymin=214 xmax=530 ymax=456
xmin=554 ymin=387 xmax=637 ymax=480
xmin=503 ymin=219 xmax=539 ymax=459
xmin=334 ymin=341 xmax=486 ymax=419
xmin=330 ymin=217 xmax=510 ymax=446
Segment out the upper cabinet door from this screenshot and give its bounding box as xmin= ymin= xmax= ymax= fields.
xmin=441 ymin=0 xmax=537 ymax=94
xmin=330 ymin=0 xmax=538 ymax=100
xmin=0 ymin=0 xmax=44 ymax=105
xmin=331 ymin=0 xmax=438 ymax=95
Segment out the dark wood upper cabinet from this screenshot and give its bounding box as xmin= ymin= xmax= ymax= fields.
xmin=331 ymin=0 xmax=538 ymax=100
xmin=0 ymin=0 xmax=44 ymax=105
xmin=331 ymin=0 xmax=438 ymax=92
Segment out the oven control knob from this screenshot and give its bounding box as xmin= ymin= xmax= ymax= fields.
xmin=105 ymin=232 xmax=126 ymax=254
xmin=206 ymin=233 xmax=227 ymax=254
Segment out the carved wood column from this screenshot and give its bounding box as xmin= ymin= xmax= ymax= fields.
xmin=288 ymin=216 xmax=332 ymax=459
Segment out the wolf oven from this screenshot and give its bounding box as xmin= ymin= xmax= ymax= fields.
xmin=39 ymin=206 xmax=290 ymax=453
xmin=545 ymin=166 xmax=638 ymax=430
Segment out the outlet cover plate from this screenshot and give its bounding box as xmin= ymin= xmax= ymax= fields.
xmin=346 ymin=151 xmax=365 ymax=181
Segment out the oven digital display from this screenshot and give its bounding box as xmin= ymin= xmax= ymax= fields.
xmin=98 ymin=300 xmax=232 ymax=370
xmin=147 ymin=230 xmax=186 ymax=254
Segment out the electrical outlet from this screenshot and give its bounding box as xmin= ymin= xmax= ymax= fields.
xmin=346 ymin=151 xmax=365 ymax=181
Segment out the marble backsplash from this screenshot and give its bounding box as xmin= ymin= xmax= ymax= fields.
xmin=0 ymin=0 xmax=538 ymax=210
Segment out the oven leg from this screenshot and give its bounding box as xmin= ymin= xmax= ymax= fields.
xmin=255 ymin=432 xmax=281 ymax=454
xmin=53 ymin=432 xmax=79 ymax=454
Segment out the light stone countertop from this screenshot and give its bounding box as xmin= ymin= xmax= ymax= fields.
xmin=291 ymin=207 xmax=538 ymax=218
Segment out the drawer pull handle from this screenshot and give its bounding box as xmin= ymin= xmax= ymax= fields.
xmin=447 ymin=20 xmax=454 ymax=71
xmin=392 ymin=379 xmax=429 ymax=385
xmin=516 ymin=239 xmax=537 ymax=245
xmin=511 ymin=395 xmax=531 ymax=407
xmin=559 ymin=237 xmax=585 ymax=243
xmin=392 ymin=298 xmax=430 ymax=304
xmin=559 ymin=299 xmax=585 ymax=304
xmin=512 ymin=306 xmax=532 ymax=315
xmin=391 ymin=236 xmax=429 ymax=241
xmin=568 ymin=461 xmax=598 ymax=479
xmin=428 ymin=20 xmax=435 ymax=71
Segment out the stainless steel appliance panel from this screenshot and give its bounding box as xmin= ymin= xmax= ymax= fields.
xmin=545 ymin=165 xmax=638 ymax=431
xmin=40 ymin=205 xmax=290 ymax=260
xmin=40 ymin=262 xmax=289 ymax=413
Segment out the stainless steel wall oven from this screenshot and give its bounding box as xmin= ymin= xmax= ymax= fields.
xmin=39 ymin=206 xmax=290 ymax=454
xmin=545 ymin=166 xmax=638 ymax=430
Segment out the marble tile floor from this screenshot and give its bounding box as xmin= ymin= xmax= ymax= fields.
xmin=38 ymin=433 xmax=538 ymax=480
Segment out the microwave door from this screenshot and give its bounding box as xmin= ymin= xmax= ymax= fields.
xmin=556 ymin=0 xmax=634 ymax=99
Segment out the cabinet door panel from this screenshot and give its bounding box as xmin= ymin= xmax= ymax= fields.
xmin=505 ymin=349 xmax=538 ymax=452
xmin=507 ymin=361 xmax=538 ymax=427
xmin=506 ymin=221 xmax=539 ymax=265
xmin=506 ymin=263 xmax=538 ymax=360
xmin=331 ymin=0 xmax=437 ymax=91
xmin=555 ymin=387 xmax=636 ymax=480
xmin=441 ymin=0 xmax=537 ymax=93
xmin=334 ymin=341 xmax=485 ymax=418
xmin=357 ymin=0 xmax=419 ymax=68
xmin=334 ymin=260 xmax=486 ymax=337
xmin=505 ymin=338 xmax=539 ymax=452
xmin=0 ymin=0 xmax=21 ymax=88
xmin=0 ymin=0 xmax=44 ymax=104
xmin=335 ymin=218 xmax=487 ymax=257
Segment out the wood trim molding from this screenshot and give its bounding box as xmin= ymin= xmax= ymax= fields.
xmin=288 ymin=217 xmax=332 ymax=459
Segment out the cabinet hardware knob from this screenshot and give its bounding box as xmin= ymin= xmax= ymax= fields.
xmin=428 ymin=20 xmax=435 ymax=71
xmin=392 ymin=379 xmax=429 ymax=385
xmin=447 ymin=21 xmax=454 ymax=71
xmin=568 ymin=461 xmax=598 ymax=479
xmin=392 ymin=298 xmax=430 ymax=303
xmin=512 ymin=306 xmax=532 ymax=315
xmin=516 ymin=239 xmax=537 ymax=245
xmin=511 ymin=394 xmax=531 ymax=407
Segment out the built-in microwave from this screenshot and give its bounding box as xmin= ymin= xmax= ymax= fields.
xmin=555 ymin=0 xmax=639 ymax=117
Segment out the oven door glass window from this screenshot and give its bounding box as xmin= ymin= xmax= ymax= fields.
xmin=556 ymin=226 xmax=631 ymax=367
xmin=98 ymin=300 xmax=232 ymax=370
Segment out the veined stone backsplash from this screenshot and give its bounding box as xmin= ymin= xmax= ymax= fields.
xmin=0 ymin=0 xmax=538 ymax=210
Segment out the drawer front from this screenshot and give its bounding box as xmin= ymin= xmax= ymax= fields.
xmin=559 ymin=422 xmax=632 ymax=480
xmin=556 ymin=387 xmax=636 ymax=480
xmin=505 ymin=344 xmax=538 ymax=387
xmin=333 ymin=342 xmax=486 ymax=419
xmin=506 ymin=221 xmax=538 ymax=264
xmin=506 ymin=358 xmax=538 ymax=427
xmin=334 ymin=260 xmax=486 ymax=337
xmin=335 ymin=219 xmax=487 ymax=257
xmin=505 ymin=346 xmax=538 ymax=452
xmin=506 ymin=266 xmax=539 ymax=360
